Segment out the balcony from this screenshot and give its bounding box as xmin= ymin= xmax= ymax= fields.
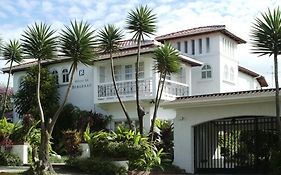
xmin=97 ymin=78 xmax=189 ymax=103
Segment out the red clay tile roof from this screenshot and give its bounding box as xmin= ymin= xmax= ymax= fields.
xmin=176 ymin=88 xmax=276 ymax=100
xmin=156 ymin=25 xmax=246 ymax=44
xmin=238 ymin=66 xmax=268 ymax=87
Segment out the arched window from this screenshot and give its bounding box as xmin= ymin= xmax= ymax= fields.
xmin=62 ymin=69 xmax=69 ymax=83
xmin=201 ymin=64 xmax=212 ymax=79
xmin=52 ymin=70 xmax=59 ymax=84
xmin=224 ymin=65 xmax=229 ymax=80
xmin=230 ymin=67 xmax=234 ymax=81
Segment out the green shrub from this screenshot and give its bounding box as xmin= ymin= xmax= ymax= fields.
xmin=63 ymin=130 xmax=81 ymax=157
xmin=0 ymin=152 xmax=21 ymax=166
xmin=270 ymin=150 xmax=281 ymax=175
xmin=66 ymin=157 xmax=127 ymax=175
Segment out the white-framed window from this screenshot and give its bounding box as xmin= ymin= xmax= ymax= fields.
xmin=184 ymin=41 xmax=188 ymax=53
xmin=138 ymin=62 xmax=144 ymax=79
xmin=206 ymin=37 xmax=210 ymax=53
xmin=201 ymin=64 xmax=212 ymax=79
xmin=52 ymin=70 xmax=59 ymax=84
xmin=177 ymin=67 xmax=186 ymax=83
xmin=114 ymin=65 xmax=122 ymax=81
xmin=191 ymin=40 xmax=195 ymax=55
xmin=62 ymin=68 xmax=69 ymax=83
xmin=177 ymin=42 xmax=181 ymax=51
xmin=99 ymin=66 xmax=105 ymax=83
xmin=125 ymin=65 xmax=133 ymax=80
xmin=199 ymin=38 xmax=202 ymax=54
xmin=224 ymin=65 xmax=229 ymax=80
xmin=230 ymin=67 xmax=234 ymax=81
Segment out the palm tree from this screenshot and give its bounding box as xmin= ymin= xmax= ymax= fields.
xmin=49 ymin=20 xmax=96 ymax=134
xmin=98 ymin=24 xmax=134 ymax=129
xmin=126 ymin=5 xmax=157 ymax=134
xmin=1 ymin=40 xmax=23 ymax=118
xmin=149 ymin=42 xmax=180 ymax=135
xmin=21 ymin=22 xmax=57 ymax=174
xmin=251 ymin=7 xmax=281 ymax=146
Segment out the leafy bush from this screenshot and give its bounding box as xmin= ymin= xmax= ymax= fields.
xmin=66 ymin=157 xmax=127 ymax=175
xmin=63 ymin=130 xmax=81 ymax=157
xmin=0 ymin=152 xmax=21 ymax=166
xmin=270 ymin=150 xmax=281 ymax=175
xmin=84 ymin=126 xmax=163 ymax=171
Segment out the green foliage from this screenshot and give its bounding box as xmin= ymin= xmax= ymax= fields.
xmin=66 ymin=157 xmax=127 ymax=175
xmin=2 ymin=39 xmax=23 ymax=64
xmin=84 ymin=127 xmax=163 ymax=171
xmin=155 ymin=119 xmax=174 ymax=163
xmin=13 ymin=66 xmax=59 ymax=119
xmin=63 ymin=130 xmax=81 ymax=157
xmin=126 ymin=5 xmax=157 ymax=41
xmin=0 ymin=152 xmax=21 ymax=166
xmin=98 ymin=24 xmax=123 ymax=53
xmin=0 ymin=117 xmax=18 ymax=139
xmin=251 ymin=7 xmax=281 ymax=56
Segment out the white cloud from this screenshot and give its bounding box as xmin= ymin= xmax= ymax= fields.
xmin=42 ymin=1 xmax=54 ymax=13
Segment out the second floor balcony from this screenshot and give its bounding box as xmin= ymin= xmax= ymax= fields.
xmin=97 ymin=78 xmax=189 ymax=103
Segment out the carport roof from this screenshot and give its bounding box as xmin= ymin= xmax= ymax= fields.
xmin=163 ymin=88 xmax=277 ymax=108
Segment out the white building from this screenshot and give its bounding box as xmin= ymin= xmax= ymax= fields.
xmin=2 ymin=25 xmax=270 ymax=173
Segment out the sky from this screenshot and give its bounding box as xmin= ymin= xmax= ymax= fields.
xmin=0 ymin=0 xmax=280 ymax=87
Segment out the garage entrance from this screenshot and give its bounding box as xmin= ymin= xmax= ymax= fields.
xmin=194 ymin=116 xmax=278 ymax=173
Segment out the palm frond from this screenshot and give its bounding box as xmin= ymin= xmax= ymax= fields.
xmin=126 ymin=5 xmax=157 ymax=41
xmin=2 ymin=39 xmax=23 ymax=64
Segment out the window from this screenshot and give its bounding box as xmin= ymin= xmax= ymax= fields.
xmin=230 ymin=67 xmax=234 ymax=81
xmin=206 ymin=37 xmax=210 ymax=53
xmin=184 ymin=41 xmax=188 ymax=53
xmin=224 ymin=65 xmax=229 ymax=80
xmin=177 ymin=42 xmax=181 ymax=51
xmin=138 ymin=62 xmax=144 ymax=79
xmin=191 ymin=40 xmax=195 ymax=55
xmin=62 ymin=69 xmax=69 ymax=83
xmin=177 ymin=67 xmax=186 ymax=83
xmin=125 ymin=65 xmax=133 ymax=80
xmin=201 ymin=64 xmax=212 ymax=79
xmin=99 ymin=66 xmax=105 ymax=83
xmin=52 ymin=70 xmax=59 ymax=84
xmin=114 ymin=65 xmax=122 ymax=81
xmin=199 ymin=38 xmax=202 ymax=54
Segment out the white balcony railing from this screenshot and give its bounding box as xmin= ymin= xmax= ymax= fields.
xmin=97 ymin=78 xmax=153 ymax=101
xmin=97 ymin=78 xmax=189 ymax=102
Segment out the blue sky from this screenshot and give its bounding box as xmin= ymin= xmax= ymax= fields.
xmin=0 ymin=0 xmax=279 ymax=87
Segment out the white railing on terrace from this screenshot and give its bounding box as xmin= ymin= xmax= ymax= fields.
xmin=97 ymin=78 xmax=189 ymax=101
xmin=97 ymin=78 xmax=153 ymax=100
xmin=163 ymin=80 xmax=189 ymax=98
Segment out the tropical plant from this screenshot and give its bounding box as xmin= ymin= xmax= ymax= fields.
xmin=21 ymin=22 xmax=57 ymax=174
xmin=98 ymin=24 xmax=134 ymax=129
xmin=13 ymin=66 xmax=59 ymax=120
xmin=126 ymin=5 xmax=157 ymax=134
xmin=62 ymin=130 xmax=81 ymax=157
xmin=1 ymin=39 xmax=23 ymax=118
xmin=251 ymin=7 xmax=281 ymax=146
xmin=150 ymin=43 xmax=180 ymax=135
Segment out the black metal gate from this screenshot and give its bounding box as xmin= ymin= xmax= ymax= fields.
xmin=194 ymin=116 xmax=278 ymax=173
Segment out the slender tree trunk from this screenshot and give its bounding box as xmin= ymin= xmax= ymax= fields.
xmin=1 ymin=61 xmax=13 ymax=118
xmin=136 ymin=36 xmax=145 ymax=134
xmin=273 ymin=53 xmax=281 ymax=148
xmin=49 ymin=63 xmax=76 ymax=134
xmin=150 ymin=72 xmax=167 ymax=139
xmin=110 ymin=52 xmax=133 ymax=129
xmin=150 ymin=72 xmax=163 ymax=134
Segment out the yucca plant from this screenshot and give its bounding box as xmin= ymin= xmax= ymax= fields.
xmin=49 ymin=20 xmax=96 ymax=135
xmin=1 ymin=39 xmax=23 ymax=118
xmin=126 ymin=5 xmax=157 ymax=134
xmin=150 ymin=42 xmax=180 ymax=136
xmin=21 ymin=22 xmax=57 ymax=174
xmin=251 ymin=7 xmax=281 ymax=146
xmin=98 ymin=24 xmax=133 ymax=129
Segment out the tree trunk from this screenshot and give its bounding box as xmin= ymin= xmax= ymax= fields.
xmin=49 ymin=63 xmax=76 ymax=134
xmin=110 ymin=52 xmax=133 ymax=129
xmin=1 ymin=60 xmax=13 ymax=118
xmin=136 ymin=36 xmax=145 ymax=134
xmin=150 ymin=72 xmax=163 ymax=134
xmin=273 ymin=53 xmax=281 ymax=148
